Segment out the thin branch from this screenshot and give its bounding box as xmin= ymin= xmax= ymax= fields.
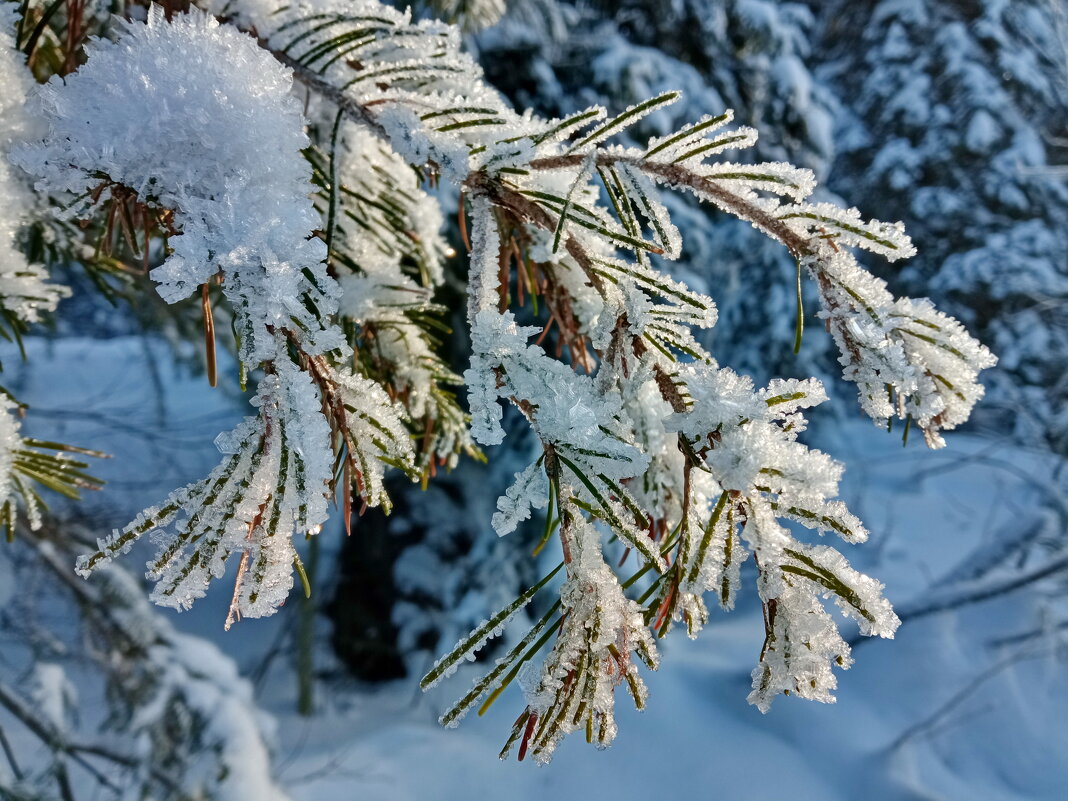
xmin=264 ymin=46 xmax=392 ymax=142
xmin=889 ymin=644 xmax=1052 ymax=752
xmin=529 ymin=153 xmax=812 ymax=256
xmin=0 ymin=681 xmax=125 ymax=792
xmin=850 ymin=549 xmax=1068 ymax=647
xmin=0 ymin=723 xmax=23 ymax=781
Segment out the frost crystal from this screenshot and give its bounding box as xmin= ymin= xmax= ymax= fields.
xmin=492 ymin=460 xmax=549 ymax=537
xmin=0 ymin=7 xmax=66 ymax=324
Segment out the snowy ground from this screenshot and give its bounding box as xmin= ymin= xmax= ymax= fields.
xmin=7 ymin=335 xmax=1067 ymax=801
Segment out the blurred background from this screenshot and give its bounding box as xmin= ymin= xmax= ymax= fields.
xmin=2 ymin=1 xmax=1066 ymax=799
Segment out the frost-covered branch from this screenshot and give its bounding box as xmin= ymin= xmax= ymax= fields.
xmin=231 ymin=0 xmax=993 ymax=446
xmin=2 ymin=0 xmax=1001 ymax=765
xmin=14 ymin=9 xmax=414 ymax=620
xmin=0 ymin=4 xmax=66 ymax=332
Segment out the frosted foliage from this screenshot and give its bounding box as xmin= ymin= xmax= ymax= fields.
xmin=465 ymin=213 xmax=647 ymax=486
xmin=0 ymin=7 xmax=66 ymax=324
xmin=77 ymin=331 xmax=414 ymax=618
xmin=335 ymin=125 xmax=447 ymax=299
xmin=521 ymin=511 xmax=658 ymax=763
xmin=465 ymin=194 xmax=504 ymax=329
xmin=468 ymin=309 xmax=648 ymax=482
xmin=668 ymin=363 xmax=842 ymax=502
xmin=1 ymin=0 xmax=997 ymax=761
xmin=0 ymin=395 xmax=57 ymax=534
xmin=326 ymin=122 xmax=471 ymax=468
xmin=810 ymin=245 xmax=997 ymax=448
xmin=214 ymin=0 xmax=991 ymax=458
xmin=779 ymin=202 xmax=917 ymax=262
xmin=332 ymin=364 xmax=415 ymax=511
xmin=615 ymin=163 xmax=682 ymax=258
xmin=492 ymin=460 xmax=549 ymax=537
xmin=668 ymin=364 xmax=763 ymax=439
xmin=77 ymin=353 xmax=336 ymax=620
xmin=211 ymin=0 xmax=521 ymax=181
xmin=650 ymin=361 xmax=898 ymax=699
xmin=369 ymin=0 xmax=994 ymax=751
xmin=748 ymin=580 xmax=851 ymax=712
xmin=751 ymin=531 xmax=898 ymax=709
xmin=13 ymin=8 xmax=342 ymax=366
xmin=0 ymin=398 xmax=20 ymax=519
xmin=0 ymin=7 xmax=35 ymax=145
xmin=739 ymin=503 xmax=898 ymax=713
xmin=43 ymin=8 xmax=432 ymax=621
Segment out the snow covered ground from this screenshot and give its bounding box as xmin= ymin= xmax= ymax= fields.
xmin=6 ymin=335 xmax=1067 ymax=800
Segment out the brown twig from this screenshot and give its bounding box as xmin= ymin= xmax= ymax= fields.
xmin=201 ymin=283 xmax=217 ymax=388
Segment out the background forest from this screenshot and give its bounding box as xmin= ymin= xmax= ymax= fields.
xmin=1 ymin=0 xmax=1066 ymax=799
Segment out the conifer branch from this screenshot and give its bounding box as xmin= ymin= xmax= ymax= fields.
xmin=0 ymin=0 xmax=1003 ymax=766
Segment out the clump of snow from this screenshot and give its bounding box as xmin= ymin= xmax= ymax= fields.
xmin=13 ymin=6 xmax=342 ymax=367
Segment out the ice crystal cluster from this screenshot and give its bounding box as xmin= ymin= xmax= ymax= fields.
xmin=1 ymin=0 xmax=997 ymax=763
xmin=12 ymin=7 xmax=341 ymax=365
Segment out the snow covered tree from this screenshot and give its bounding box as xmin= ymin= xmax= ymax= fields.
xmin=1 ymin=0 xmax=997 ymax=770
xmin=809 ymin=0 xmax=1068 ymax=452
xmin=0 ymin=520 xmax=288 ymax=800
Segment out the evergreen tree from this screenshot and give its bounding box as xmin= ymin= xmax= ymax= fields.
xmin=0 ymin=0 xmax=999 ymax=784
xmin=810 ymin=0 xmax=1068 ymax=451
